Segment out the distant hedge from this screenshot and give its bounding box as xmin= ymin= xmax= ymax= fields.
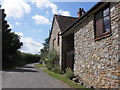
xmin=2 ymin=51 xmax=40 ymax=70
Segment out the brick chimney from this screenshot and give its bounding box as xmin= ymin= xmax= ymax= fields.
xmin=77 ymin=8 xmax=85 ymax=18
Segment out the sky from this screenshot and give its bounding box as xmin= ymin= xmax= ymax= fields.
xmin=1 ymin=0 xmax=98 ymax=54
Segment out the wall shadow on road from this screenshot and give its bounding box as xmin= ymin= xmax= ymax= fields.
xmin=3 ymin=68 xmax=38 ymax=73
xmin=21 ymin=66 xmax=35 ymax=68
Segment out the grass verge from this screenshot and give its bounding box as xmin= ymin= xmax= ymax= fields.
xmin=44 ymin=69 xmax=91 ymax=90
xmin=34 ymin=64 xmax=45 ymax=68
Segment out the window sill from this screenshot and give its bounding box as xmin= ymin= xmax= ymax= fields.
xmin=95 ymin=33 xmax=112 ymax=41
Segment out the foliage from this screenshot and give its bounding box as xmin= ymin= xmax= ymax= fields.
xmin=46 ymin=64 xmax=53 ymax=70
xmin=40 ymin=38 xmax=49 ymax=62
xmin=40 ymin=37 xmax=61 ymax=74
xmin=40 ymin=39 xmax=62 ymax=74
xmin=51 ymin=65 xmax=64 ymax=74
xmin=2 ymin=32 xmax=23 ymax=55
xmin=42 ymin=38 xmax=49 ymax=50
xmin=34 ymin=64 xmax=44 ymax=68
xmin=1 ymin=8 xmax=23 ymax=69
xmin=45 ymin=50 xmax=59 ymax=72
xmin=2 ymin=9 xmax=23 ymax=55
xmin=1 ymin=8 xmax=40 ymax=69
xmin=65 ymin=68 xmax=74 ymax=80
xmin=48 ymin=50 xmax=59 ymax=64
xmin=3 ymin=50 xmax=40 ymax=69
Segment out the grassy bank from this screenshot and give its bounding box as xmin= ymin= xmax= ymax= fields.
xmin=35 ymin=64 xmax=91 ymax=89
xmin=45 ymin=69 xmax=93 ymax=90
xmin=44 ymin=69 xmax=87 ymax=89
xmin=34 ymin=64 xmax=45 ymax=68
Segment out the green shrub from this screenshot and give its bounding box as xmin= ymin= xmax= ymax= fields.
xmin=51 ymin=67 xmax=57 ymax=73
xmin=42 ymin=50 xmax=59 ymax=68
xmin=46 ymin=64 xmax=53 ymax=70
xmin=41 ymin=50 xmax=61 ymax=74
xmin=58 ymin=69 xmax=64 ymax=75
xmin=48 ymin=50 xmax=59 ymax=66
xmin=65 ymin=68 xmax=74 ymax=80
xmin=51 ymin=65 xmax=64 ymax=74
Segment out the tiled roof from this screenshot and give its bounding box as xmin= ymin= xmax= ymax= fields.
xmin=54 ymin=14 xmax=78 ymax=32
xmin=61 ymin=2 xmax=106 ymax=35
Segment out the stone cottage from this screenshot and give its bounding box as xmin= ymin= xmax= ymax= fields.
xmin=49 ymin=14 xmax=78 ymax=68
xmin=49 ymin=2 xmax=120 ymax=88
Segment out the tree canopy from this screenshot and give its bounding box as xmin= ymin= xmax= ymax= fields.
xmin=40 ymin=37 xmax=49 ymax=59
xmin=1 ymin=8 xmax=23 ymax=69
xmin=1 ymin=8 xmax=40 ymax=69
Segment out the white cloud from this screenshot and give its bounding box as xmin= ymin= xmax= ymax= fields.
xmin=15 ymin=32 xmax=24 ymax=37
xmin=58 ymin=10 xmax=70 ymax=16
xmin=1 ymin=0 xmax=70 ymax=19
xmin=15 ymin=22 xmax=22 ymax=26
xmin=32 ymin=15 xmax=51 ymax=25
xmin=15 ymin=32 xmax=43 ymax=54
xmin=1 ymin=0 xmax=31 ymax=18
xmin=31 ymin=0 xmax=70 ymax=16
xmin=20 ymin=37 xmax=43 ymax=54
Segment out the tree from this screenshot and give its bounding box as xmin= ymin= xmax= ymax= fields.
xmin=42 ymin=38 xmax=49 ymax=49
xmin=1 ymin=8 xmax=23 ymax=69
xmin=40 ymin=38 xmax=49 ymax=58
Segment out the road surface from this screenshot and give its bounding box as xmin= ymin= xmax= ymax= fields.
xmin=2 ymin=63 xmax=69 ymax=88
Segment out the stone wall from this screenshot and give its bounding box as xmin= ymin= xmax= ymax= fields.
xmin=118 ymin=2 xmax=120 ymax=88
xmin=49 ymin=18 xmax=60 ymax=54
xmin=74 ymin=2 xmax=120 ymax=88
xmin=49 ymin=18 xmax=62 ymax=67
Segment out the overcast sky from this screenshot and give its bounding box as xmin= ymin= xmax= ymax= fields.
xmin=1 ymin=0 xmax=97 ymax=54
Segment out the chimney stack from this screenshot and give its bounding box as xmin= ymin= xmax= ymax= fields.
xmin=77 ymin=8 xmax=85 ymax=18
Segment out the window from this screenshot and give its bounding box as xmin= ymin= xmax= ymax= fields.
xmin=53 ymin=38 xmax=55 ymax=50
xmin=95 ymin=4 xmax=111 ymax=40
xmin=57 ymin=33 xmax=60 ymax=46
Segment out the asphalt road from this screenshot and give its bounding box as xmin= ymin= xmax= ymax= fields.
xmin=2 ymin=63 xmax=69 ymax=88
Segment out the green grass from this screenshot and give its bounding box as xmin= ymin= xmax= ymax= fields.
xmin=34 ymin=64 xmax=45 ymax=68
xmin=44 ymin=69 xmax=91 ymax=90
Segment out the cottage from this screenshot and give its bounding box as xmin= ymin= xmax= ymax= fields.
xmin=49 ymin=2 xmax=120 ymax=88
xmin=49 ymin=14 xmax=78 ymax=68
